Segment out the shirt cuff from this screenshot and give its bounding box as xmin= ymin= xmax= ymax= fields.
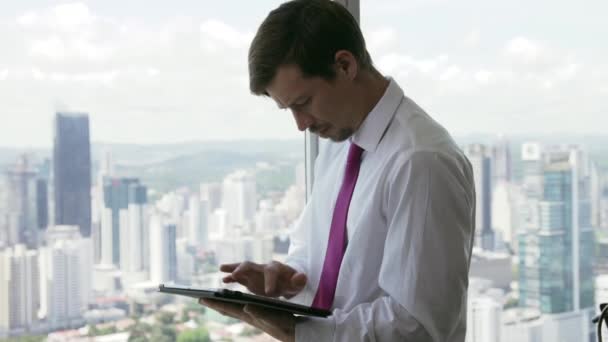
xmin=295 ymin=316 xmax=336 ymax=342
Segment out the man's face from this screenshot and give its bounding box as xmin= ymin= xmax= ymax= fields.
xmin=266 ymin=64 xmax=356 ymax=142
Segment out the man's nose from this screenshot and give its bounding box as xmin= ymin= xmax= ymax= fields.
xmin=292 ymin=110 xmax=314 ymax=132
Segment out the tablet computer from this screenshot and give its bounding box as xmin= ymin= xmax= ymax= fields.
xmin=158 ymin=284 xmax=331 ymax=318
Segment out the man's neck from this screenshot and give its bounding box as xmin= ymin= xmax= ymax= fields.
xmin=352 ymin=70 xmax=390 ymax=132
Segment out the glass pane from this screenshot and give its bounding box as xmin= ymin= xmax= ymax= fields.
xmin=362 ymin=0 xmax=607 ymax=341
xmin=0 ymin=1 xmax=305 ymax=340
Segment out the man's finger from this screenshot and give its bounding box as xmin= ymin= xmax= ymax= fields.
xmin=200 ymin=299 xmax=247 ymax=321
xmin=290 ymin=272 xmax=307 ymax=289
xmin=264 ymin=263 xmax=280 ymax=296
xmin=220 ymin=263 xmax=240 ymax=273
xmin=222 ymin=275 xmax=236 ymax=283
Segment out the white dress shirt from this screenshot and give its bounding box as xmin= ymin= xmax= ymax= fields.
xmin=285 ymin=78 xmax=476 ymax=341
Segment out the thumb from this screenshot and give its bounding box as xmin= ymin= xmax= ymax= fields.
xmin=290 ymin=272 xmax=307 ymax=289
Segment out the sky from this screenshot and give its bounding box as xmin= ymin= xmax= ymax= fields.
xmin=0 ymin=0 xmax=607 ymax=147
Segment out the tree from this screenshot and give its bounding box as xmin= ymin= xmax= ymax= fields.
xmin=150 ymin=325 xmax=176 ymax=342
xmin=177 ymin=327 xmax=211 ymax=342
xmin=128 ymin=321 xmax=152 ymax=341
xmin=156 ymin=311 xmax=176 ymax=325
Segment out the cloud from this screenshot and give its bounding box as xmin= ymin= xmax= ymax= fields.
xmin=200 ymin=19 xmax=253 ymax=50
xmin=474 ymin=70 xmax=494 ymax=84
xmin=17 ymin=2 xmax=95 ymax=32
xmin=367 ymin=27 xmax=397 ymax=53
xmin=505 ymin=37 xmax=542 ymax=64
xmin=377 ymin=53 xmax=448 ymax=75
xmin=465 ymin=29 xmax=481 ymax=47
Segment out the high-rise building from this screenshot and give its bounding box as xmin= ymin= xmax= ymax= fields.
xmin=255 ymin=199 xmax=281 ymax=234
xmin=53 ymin=112 xmax=92 ymax=237
xmin=149 ymin=214 xmax=177 ymax=284
xmin=188 ymin=194 xmax=209 ymax=250
xmin=521 ymin=142 xmax=544 ymax=199
xmin=0 ymin=244 xmax=39 ymax=336
xmin=126 ymin=183 xmax=148 ymax=274
xmin=35 ymin=178 xmax=48 ymax=231
xmin=492 ymin=136 xmax=512 ymax=184
xmin=39 ymin=234 xmax=87 ymax=329
xmin=201 ymin=183 xmax=222 ymax=212
xmin=176 ymin=238 xmax=194 ymax=285
xmin=4 ymin=155 xmax=39 ymax=248
xmin=44 ymin=225 xmax=93 ymax=309
xmin=466 ymin=296 xmax=501 ymax=342
xmin=100 ymin=177 xmax=141 ymax=268
xmin=221 ymin=170 xmax=257 ymax=229
xmin=590 ymin=162 xmax=602 ymax=228
xmin=519 ymin=147 xmax=595 ymax=314
xmin=465 ymin=144 xmax=494 ymax=250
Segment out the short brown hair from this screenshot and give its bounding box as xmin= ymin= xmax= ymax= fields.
xmin=248 ymin=0 xmax=373 ymax=96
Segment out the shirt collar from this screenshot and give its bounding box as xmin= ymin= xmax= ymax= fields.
xmin=350 ymin=77 xmax=404 ymax=153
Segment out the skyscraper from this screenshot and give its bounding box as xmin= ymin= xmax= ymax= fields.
xmin=221 ymin=170 xmax=257 ymax=230
xmin=0 ymin=244 xmax=39 ymax=336
xmin=4 ymin=156 xmax=39 ymax=248
xmin=466 ymin=296 xmax=501 ymax=342
xmin=188 ymin=194 xmax=209 ymax=250
xmin=35 ymin=178 xmax=48 ymax=231
xmin=53 ymin=113 xmax=92 ymax=238
xmin=492 ymin=136 xmax=512 ymax=184
xmin=150 ymin=214 xmax=177 ymax=284
xmin=465 ymin=144 xmax=494 ymax=250
xmin=521 ymin=142 xmax=543 ymax=199
xmin=519 ymin=147 xmax=595 ymax=313
xmin=101 ymin=177 xmax=140 ymax=267
xmin=39 ymin=228 xmax=88 ymax=329
xmin=126 ymin=183 xmax=148 ymax=274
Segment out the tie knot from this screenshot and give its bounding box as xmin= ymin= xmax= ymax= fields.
xmin=347 ymin=143 xmax=364 ymax=165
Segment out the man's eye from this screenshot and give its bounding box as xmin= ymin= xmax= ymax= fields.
xmin=296 ymin=98 xmax=310 ymax=107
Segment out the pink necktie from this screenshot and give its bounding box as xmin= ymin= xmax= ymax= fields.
xmin=312 ymin=142 xmax=364 ymax=310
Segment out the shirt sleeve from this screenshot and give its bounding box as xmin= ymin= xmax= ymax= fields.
xmin=296 ymin=296 xmax=432 ymax=341
xmin=295 ymin=149 xmax=476 ymax=341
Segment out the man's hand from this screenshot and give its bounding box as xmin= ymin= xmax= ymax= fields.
xmin=220 ymin=261 xmax=307 ymax=298
xmin=199 ymin=298 xmax=299 ymax=342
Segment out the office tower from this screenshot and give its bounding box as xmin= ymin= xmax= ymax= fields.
xmin=519 ymin=147 xmax=595 ymax=313
xmin=465 ymin=144 xmax=494 ymax=250
xmin=0 ymin=245 xmax=39 ymax=336
xmin=255 ymin=199 xmax=281 ymax=234
xmin=201 ymin=182 xmax=222 ymax=212
xmin=126 ymin=183 xmax=147 ymax=274
xmin=591 ymin=163 xmax=601 ymax=228
xmin=188 ymin=194 xmax=209 ymax=249
xmin=521 ymin=142 xmax=543 ymax=199
xmin=150 ymin=214 xmax=177 ymax=284
xmin=35 ymin=178 xmax=48 ymax=231
xmin=4 ymin=156 xmax=39 ymax=248
xmin=466 ymin=296 xmax=501 ymax=342
xmin=53 ymin=112 xmax=92 ymax=237
xmin=100 ymin=177 xmax=140 ymax=268
xmin=492 ymin=136 xmax=512 ymax=184
xmin=39 ymin=229 xmax=88 ymax=329
xmin=221 ymin=170 xmax=257 ymax=229
xmin=176 ymin=238 xmax=194 ymax=285
xmin=44 ymin=225 xmax=93 ymax=309
xmin=209 ymin=208 xmax=229 ymax=239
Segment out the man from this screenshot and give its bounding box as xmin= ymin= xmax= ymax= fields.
xmin=199 ymin=0 xmax=476 ymax=341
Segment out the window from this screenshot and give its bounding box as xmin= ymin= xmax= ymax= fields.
xmin=362 ymin=0 xmax=607 ymax=340
xmin=0 ymin=1 xmax=306 ymax=340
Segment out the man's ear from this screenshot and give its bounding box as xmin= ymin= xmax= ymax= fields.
xmin=334 ymin=50 xmax=358 ymax=81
